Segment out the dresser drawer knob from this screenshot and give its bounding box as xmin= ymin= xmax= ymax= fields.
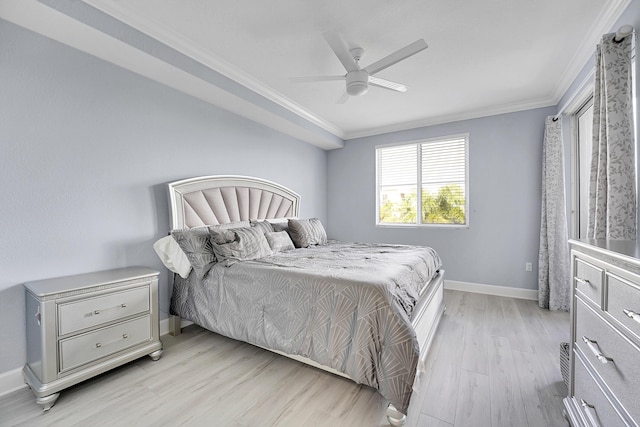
xmin=123 ymin=334 xmax=128 ymax=339
xmin=580 ymin=399 xmax=602 ymax=427
xmin=94 ymin=310 xmax=101 ymax=315
xmin=121 ymin=303 xmax=127 ymax=308
xmin=582 ymin=336 xmax=613 ymax=364
xmin=95 ymin=343 xmax=102 ymax=348
xmin=623 ymin=309 xmax=640 ymax=324
xmin=575 ymin=277 xmax=591 ymax=286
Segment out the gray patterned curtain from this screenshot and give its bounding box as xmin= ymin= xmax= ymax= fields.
xmin=538 ymin=117 xmax=570 ymax=311
xmin=588 ymin=32 xmax=636 ymax=240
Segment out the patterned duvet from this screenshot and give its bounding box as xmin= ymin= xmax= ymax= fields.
xmin=170 ymin=241 xmax=441 ymax=413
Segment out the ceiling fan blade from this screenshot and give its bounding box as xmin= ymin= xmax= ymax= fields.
xmin=289 ymin=75 xmax=344 ymax=83
xmin=337 ymin=91 xmax=350 ymax=104
xmin=323 ymin=32 xmax=359 ymax=73
xmin=368 ymin=76 xmax=408 ymax=92
xmin=364 ymin=39 xmax=428 ymax=75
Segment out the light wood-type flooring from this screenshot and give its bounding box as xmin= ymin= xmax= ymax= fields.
xmin=0 ymin=290 xmax=570 ymax=426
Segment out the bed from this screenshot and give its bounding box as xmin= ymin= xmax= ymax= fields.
xmin=159 ymin=175 xmax=445 ymax=426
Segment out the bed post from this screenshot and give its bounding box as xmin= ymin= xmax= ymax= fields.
xmin=169 ymin=314 xmax=182 ymax=336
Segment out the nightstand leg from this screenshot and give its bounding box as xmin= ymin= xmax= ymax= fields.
xmin=149 ymin=348 xmax=163 ymax=361
xmin=36 ymin=393 xmax=60 ymax=411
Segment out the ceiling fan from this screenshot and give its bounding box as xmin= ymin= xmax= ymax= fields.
xmin=291 ymin=33 xmax=428 ymax=103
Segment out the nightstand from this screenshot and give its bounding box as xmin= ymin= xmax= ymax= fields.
xmin=23 ymin=267 xmax=163 ymax=410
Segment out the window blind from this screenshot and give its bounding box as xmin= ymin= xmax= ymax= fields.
xmin=377 ymin=135 xmax=468 ymax=226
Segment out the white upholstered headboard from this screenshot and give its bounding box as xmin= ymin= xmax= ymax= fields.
xmin=167 ymin=175 xmax=300 ymax=230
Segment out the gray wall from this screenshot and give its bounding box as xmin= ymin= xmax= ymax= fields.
xmin=327 ymin=107 xmax=556 ymax=290
xmin=0 ymin=20 xmax=327 ymax=373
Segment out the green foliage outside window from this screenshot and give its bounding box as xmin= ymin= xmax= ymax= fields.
xmin=379 ymin=184 xmax=465 ymax=225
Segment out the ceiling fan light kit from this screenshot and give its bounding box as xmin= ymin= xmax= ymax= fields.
xmin=346 ymin=70 xmax=369 ymax=96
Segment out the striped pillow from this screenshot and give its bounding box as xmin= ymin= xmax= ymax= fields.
xmin=288 ymin=218 xmax=327 ymax=248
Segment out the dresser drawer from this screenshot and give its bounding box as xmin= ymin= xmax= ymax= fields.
xmin=59 ymin=315 xmax=151 ymax=373
xmin=58 ymin=285 xmax=150 ymax=335
xmin=575 ymin=297 xmax=640 ymax=421
xmin=575 ymin=257 xmax=604 ymax=307
xmin=573 ymin=354 xmax=626 ymax=427
xmin=606 ymin=272 xmax=640 ymax=342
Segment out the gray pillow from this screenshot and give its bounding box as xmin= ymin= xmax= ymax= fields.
xmin=171 ymin=226 xmax=215 ymax=279
xmin=288 ymin=218 xmax=327 ymax=248
xmin=271 ymin=221 xmax=289 ymax=233
xmin=210 ymin=227 xmax=272 ymax=263
xmin=265 ymin=231 xmax=295 ymax=253
xmin=250 ymin=220 xmax=274 ymax=235
xmin=170 ymin=221 xmax=250 ymax=278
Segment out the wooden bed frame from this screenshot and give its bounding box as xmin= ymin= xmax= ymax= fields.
xmin=166 ymin=175 xmax=445 ymax=426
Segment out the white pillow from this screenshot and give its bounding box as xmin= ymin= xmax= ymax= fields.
xmin=153 ymin=235 xmax=192 ymax=278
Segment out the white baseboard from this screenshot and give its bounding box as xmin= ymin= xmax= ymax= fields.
xmin=444 ymin=280 xmax=538 ymax=301
xmin=0 ymin=367 xmax=26 ymax=397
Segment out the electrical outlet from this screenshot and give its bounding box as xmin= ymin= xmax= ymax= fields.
xmin=525 ymin=262 xmax=533 ymax=272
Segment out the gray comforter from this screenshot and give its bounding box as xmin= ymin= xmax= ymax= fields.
xmin=170 ymin=241 xmax=441 ymax=413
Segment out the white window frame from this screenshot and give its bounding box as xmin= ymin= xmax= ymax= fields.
xmin=375 ymin=133 xmax=469 ymax=228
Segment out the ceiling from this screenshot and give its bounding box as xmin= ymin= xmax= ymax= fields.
xmin=1 ymin=0 xmax=631 ymax=146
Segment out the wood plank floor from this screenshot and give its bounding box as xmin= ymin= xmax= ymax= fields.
xmin=0 ymin=290 xmax=570 ymax=427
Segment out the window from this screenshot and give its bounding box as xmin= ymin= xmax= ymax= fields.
xmin=574 ymin=99 xmax=593 ymax=238
xmin=376 ymin=134 xmax=469 ymax=227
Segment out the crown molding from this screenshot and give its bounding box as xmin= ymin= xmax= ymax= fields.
xmin=344 ymin=97 xmax=557 ymax=140
xmin=11 ymin=0 xmax=632 ymax=144
xmin=551 ymin=0 xmax=631 ymax=102
xmin=81 ymin=0 xmax=344 ymax=140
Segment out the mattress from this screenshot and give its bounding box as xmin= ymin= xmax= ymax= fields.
xmin=170 ymin=241 xmax=441 ymax=413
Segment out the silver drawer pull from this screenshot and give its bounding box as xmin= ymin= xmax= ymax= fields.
xmin=623 ymin=309 xmax=640 ymax=324
xmin=95 ymin=333 xmax=129 ymax=349
xmin=582 ymin=336 xmax=613 ymax=364
xmin=575 ymin=277 xmax=591 ymax=286
xmin=580 ymin=400 xmax=602 ymax=427
xmin=91 ymin=303 xmax=128 ymax=316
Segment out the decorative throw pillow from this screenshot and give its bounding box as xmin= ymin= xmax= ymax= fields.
xmin=265 ymin=231 xmax=295 ymax=253
xmin=270 ymin=221 xmax=289 ymax=234
xmin=250 ymin=220 xmax=274 ymax=235
xmin=288 ymin=218 xmax=327 ymax=248
xmin=210 ymin=227 xmax=272 ymax=263
xmin=171 ymin=221 xmax=250 ymax=278
xmin=171 ymin=226 xmax=217 ymax=279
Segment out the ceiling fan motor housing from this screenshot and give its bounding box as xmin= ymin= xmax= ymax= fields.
xmin=346 ymin=70 xmax=369 ymax=96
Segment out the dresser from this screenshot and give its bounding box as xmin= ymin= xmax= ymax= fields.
xmin=22 ymin=267 xmax=163 ymax=410
xmin=564 ymin=240 xmax=640 ymax=427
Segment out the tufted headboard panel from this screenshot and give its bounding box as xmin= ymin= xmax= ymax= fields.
xmin=167 ymin=175 xmax=300 ymax=230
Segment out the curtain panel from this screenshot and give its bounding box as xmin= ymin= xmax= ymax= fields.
xmin=588 ymin=32 xmax=636 ymax=240
xmin=538 ymin=117 xmax=570 ymax=311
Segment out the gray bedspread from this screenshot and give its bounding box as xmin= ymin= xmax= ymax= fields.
xmin=170 ymin=241 xmax=441 ymax=413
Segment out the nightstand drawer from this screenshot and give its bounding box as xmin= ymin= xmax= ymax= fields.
xmin=606 ymin=272 xmax=640 ymax=342
xmin=575 ymin=257 xmax=604 ymax=307
xmin=58 ymin=285 xmax=150 ymax=335
xmin=59 ymin=315 xmax=151 ymax=373
xmin=576 ymin=297 xmax=640 ymax=421
xmin=573 ymin=354 xmax=625 ymax=427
